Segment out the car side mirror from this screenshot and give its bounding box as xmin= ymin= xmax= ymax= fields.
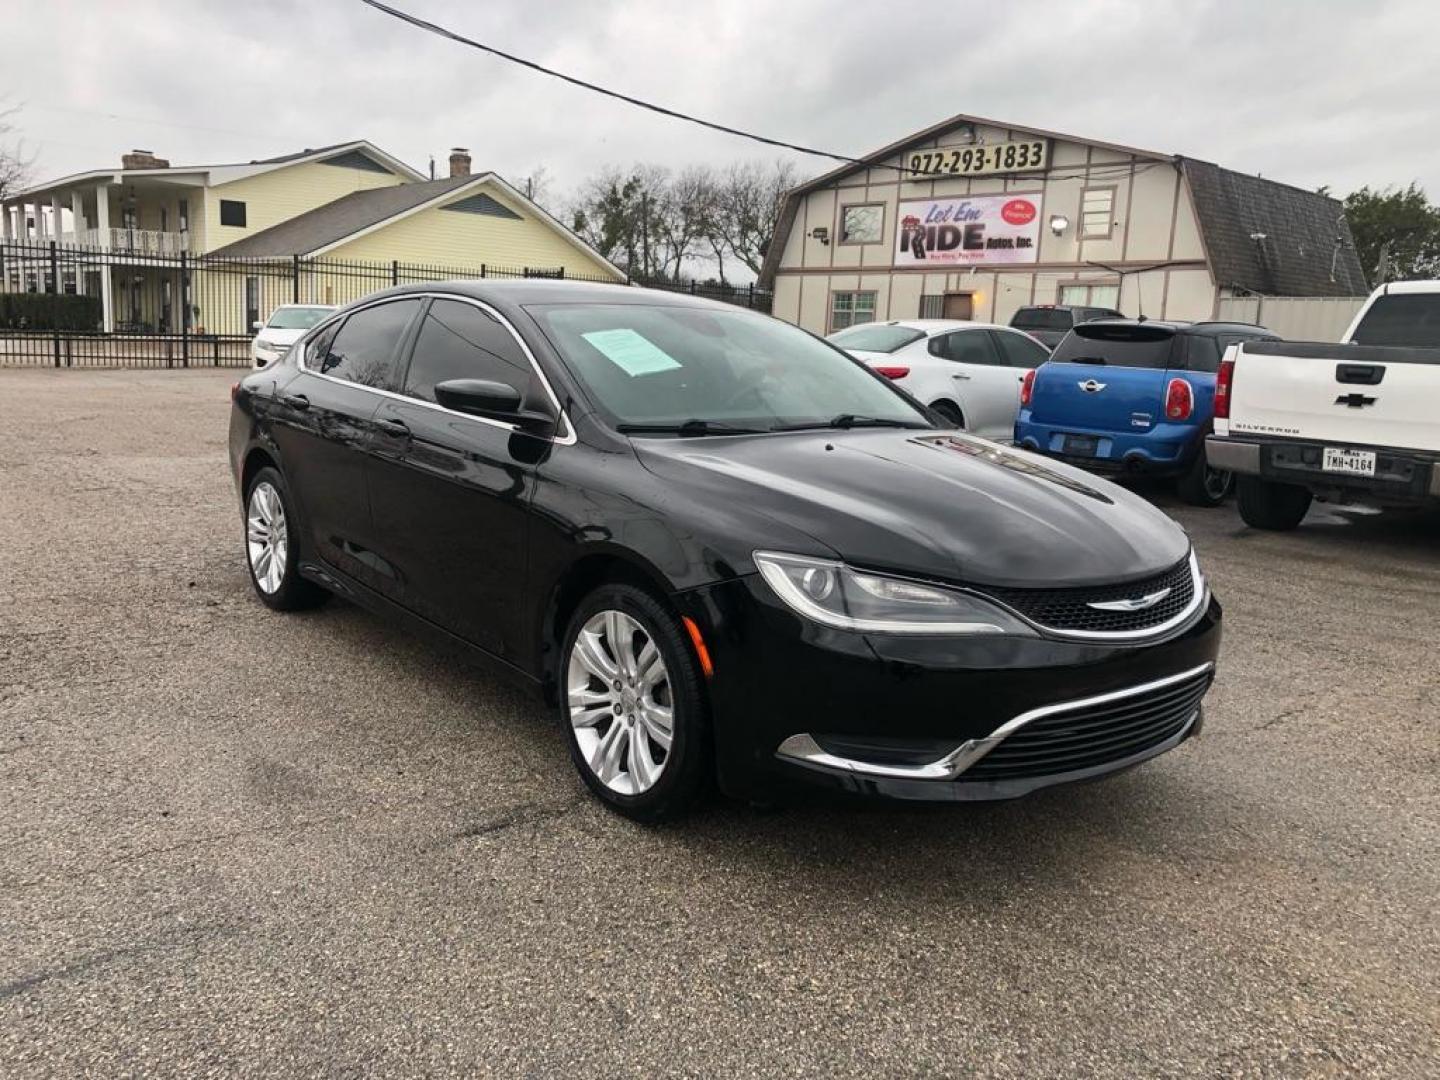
xmin=252 ymin=321 xmax=263 ymax=332
xmin=434 ymin=378 xmax=554 ymax=431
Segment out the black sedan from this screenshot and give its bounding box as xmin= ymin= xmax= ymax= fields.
xmin=229 ymin=281 xmax=1221 ymax=821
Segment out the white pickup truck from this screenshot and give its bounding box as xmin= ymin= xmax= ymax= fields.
xmin=1206 ymin=280 xmax=1440 ymax=529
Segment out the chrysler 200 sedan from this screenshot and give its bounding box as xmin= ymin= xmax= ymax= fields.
xmin=229 ymin=281 xmax=1222 ymax=821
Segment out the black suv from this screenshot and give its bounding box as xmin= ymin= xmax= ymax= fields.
xmin=1011 ymin=304 xmax=1124 ymax=349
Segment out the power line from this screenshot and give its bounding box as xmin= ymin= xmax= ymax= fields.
xmin=356 ymin=0 xmax=900 ymax=172
xmin=356 ymin=1 xmax=1170 ymax=189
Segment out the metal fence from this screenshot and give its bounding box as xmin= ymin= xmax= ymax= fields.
xmin=0 ymin=239 xmax=771 ymax=369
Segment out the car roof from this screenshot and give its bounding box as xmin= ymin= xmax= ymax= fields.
xmin=844 ymin=319 xmax=1023 ymax=336
xmin=341 ymin=278 xmax=740 ymax=315
xmin=1075 ymin=318 xmax=1272 ymax=336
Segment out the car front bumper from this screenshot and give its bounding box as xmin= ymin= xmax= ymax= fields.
xmin=674 ymin=575 xmax=1223 ymax=802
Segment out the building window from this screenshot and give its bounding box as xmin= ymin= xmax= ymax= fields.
xmin=220 ymin=199 xmax=247 ymax=227
xmin=1059 ymin=283 xmax=1121 ymax=308
xmin=839 ymin=203 xmax=884 ymax=245
xmin=1080 ymin=188 xmax=1115 ymax=239
xmin=244 ymin=276 xmax=260 ymax=330
xmin=830 ymin=290 xmax=877 ymax=331
xmin=919 ymin=294 xmax=945 ymax=319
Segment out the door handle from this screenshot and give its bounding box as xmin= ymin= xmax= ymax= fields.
xmin=952 ymin=373 xmax=972 ymax=381
xmin=377 ymin=418 xmax=411 ymax=439
xmin=280 ymin=393 xmax=309 ymax=410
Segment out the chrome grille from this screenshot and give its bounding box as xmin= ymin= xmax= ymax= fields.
xmin=979 ymin=556 xmax=1196 ymax=636
xmin=962 ymin=667 xmax=1212 ymax=782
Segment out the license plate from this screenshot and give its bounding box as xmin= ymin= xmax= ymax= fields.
xmin=1322 ymin=447 xmax=1376 ymax=477
xmin=1063 ymin=434 xmax=1098 ymax=456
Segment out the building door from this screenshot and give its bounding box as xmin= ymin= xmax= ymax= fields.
xmin=942 ymin=292 xmax=974 ymax=320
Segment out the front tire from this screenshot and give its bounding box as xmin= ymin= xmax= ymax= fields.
xmin=1176 ymin=447 xmax=1233 ymax=507
xmin=559 ymin=584 xmax=710 ymax=822
xmin=244 ymin=466 xmax=327 ymax=611
xmin=1237 ymin=475 xmax=1313 ymax=531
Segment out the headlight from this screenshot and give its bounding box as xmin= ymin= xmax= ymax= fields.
xmin=754 ymin=551 xmax=1036 ymax=636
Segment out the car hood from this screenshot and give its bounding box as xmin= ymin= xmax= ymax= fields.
xmin=633 ymin=430 xmax=1190 ymax=588
xmin=255 ymin=328 xmax=307 ymax=347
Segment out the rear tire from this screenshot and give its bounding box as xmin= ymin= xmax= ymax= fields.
xmin=1237 ymin=476 xmax=1313 ymax=531
xmin=930 ymin=401 xmax=965 ymax=429
xmin=1176 ymin=447 xmax=1233 ymax=507
xmin=558 ymin=583 xmax=711 ymax=822
xmin=244 ymin=466 xmax=328 ymax=611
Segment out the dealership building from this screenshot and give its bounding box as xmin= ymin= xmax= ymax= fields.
xmin=759 ymin=113 xmax=1367 ymax=335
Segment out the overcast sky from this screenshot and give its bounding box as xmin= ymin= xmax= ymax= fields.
xmin=4 ymin=0 xmax=1438 ymax=208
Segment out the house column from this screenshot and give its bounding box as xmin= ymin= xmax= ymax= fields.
xmin=95 ymin=185 xmax=114 ymax=331
xmin=1 ymin=202 xmax=13 ymax=240
xmin=70 ymin=190 xmax=88 ymax=295
xmin=31 ymin=199 xmax=45 ymax=238
xmin=52 ymin=194 xmax=65 ymax=244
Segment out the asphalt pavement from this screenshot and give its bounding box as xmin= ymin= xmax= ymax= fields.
xmin=1 ymin=367 xmax=1436 ymax=1077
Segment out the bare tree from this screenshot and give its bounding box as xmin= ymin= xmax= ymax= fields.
xmin=518 ymin=165 xmax=554 ymax=212
xmin=0 ymin=101 xmax=34 ymax=204
xmin=714 ymin=160 xmax=797 ymax=277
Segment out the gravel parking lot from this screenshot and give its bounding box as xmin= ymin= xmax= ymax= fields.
xmin=2 ymin=367 xmax=1436 ymax=1077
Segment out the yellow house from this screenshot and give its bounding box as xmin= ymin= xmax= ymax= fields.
xmin=1 ymin=142 xmax=623 ymax=333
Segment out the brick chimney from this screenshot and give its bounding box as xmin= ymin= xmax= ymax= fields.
xmin=122 ymin=149 xmax=170 ymax=170
xmin=448 ymin=148 xmax=471 ymax=178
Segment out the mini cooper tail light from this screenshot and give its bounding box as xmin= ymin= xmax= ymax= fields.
xmin=1214 ymin=357 xmax=1235 ymax=419
xmin=1020 ymin=368 xmax=1037 ymax=407
xmin=874 ymin=365 xmax=910 ymax=380
xmin=1165 ymin=377 xmax=1194 ymax=421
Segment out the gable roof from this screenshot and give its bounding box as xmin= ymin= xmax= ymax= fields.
xmin=210 ymin=175 xmax=477 ymax=256
xmin=1179 ymin=158 xmax=1367 ymax=296
xmin=208 ymin=172 xmax=626 ymax=279
xmin=11 ymin=140 xmax=424 ymax=200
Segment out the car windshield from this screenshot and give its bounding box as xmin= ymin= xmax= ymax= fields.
xmin=1011 ymin=308 xmax=1071 ymax=331
xmin=826 ymin=324 xmax=926 ymax=354
xmin=266 ymin=307 xmax=332 ymax=330
xmin=1051 ymin=324 xmax=1176 ymax=369
xmin=529 ymin=302 xmax=931 ymax=433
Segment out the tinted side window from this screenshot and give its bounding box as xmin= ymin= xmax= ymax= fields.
xmin=939 ymin=330 xmax=1002 ymax=366
xmin=303 ymin=322 xmax=340 ymax=369
xmin=1184 ymin=335 xmax=1223 ymax=373
xmin=320 ymin=300 xmax=422 ymax=387
xmin=403 ymin=299 xmax=534 ymax=403
xmin=991 ymin=330 xmax=1050 ymax=368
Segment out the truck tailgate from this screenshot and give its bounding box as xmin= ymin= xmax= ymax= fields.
xmin=1224 ymin=341 xmax=1440 ymax=452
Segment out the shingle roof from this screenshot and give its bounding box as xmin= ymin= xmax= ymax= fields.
xmin=1178 ymin=159 xmax=1367 ymax=296
xmin=208 ymin=176 xmax=478 ymax=257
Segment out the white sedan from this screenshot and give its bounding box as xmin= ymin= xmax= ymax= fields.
xmin=827 ymin=319 xmax=1050 ymax=440
xmin=251 ymin=304 xmax=336 ymax=368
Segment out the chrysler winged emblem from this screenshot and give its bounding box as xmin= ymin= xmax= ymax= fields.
xmin=1078 ymin=379 xmax=1107 ymax=393
xmin=1087 ymin=587 xmax=1172 ymax=612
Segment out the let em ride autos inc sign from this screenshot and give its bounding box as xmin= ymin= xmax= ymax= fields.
xmin=895 ymin=194 xmax=1042 ymax=266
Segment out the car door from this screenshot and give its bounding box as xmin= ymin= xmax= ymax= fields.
xmin=989 ymin=328 xmax=1051 ymax=433
xmin=267 ymin=298 xmax=423 ymax=586
xmin=930 ymin=329 xmax=1016 ymax=439
xmin=365 ymin=296 xmax=551 ymax=659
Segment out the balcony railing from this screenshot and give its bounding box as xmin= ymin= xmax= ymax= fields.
xmin=59 ymin=227 xmax=189 ymax=255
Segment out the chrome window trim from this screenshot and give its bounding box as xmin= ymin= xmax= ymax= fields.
xmin=775 ymin=660 xmax=1215 ymax=782
xmin=294 ymin=291 xmax=576 ymax=446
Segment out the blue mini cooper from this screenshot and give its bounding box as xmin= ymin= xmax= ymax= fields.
xmin=1014 ymin=319 xmax=1277 ymax=506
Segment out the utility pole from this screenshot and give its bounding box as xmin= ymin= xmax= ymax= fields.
xmin=640 ymin=191 xmax=649 ymax=280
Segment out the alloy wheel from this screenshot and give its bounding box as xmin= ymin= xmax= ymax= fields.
xmin=246 ymin=481 xmax=289 ymax=594
xmin=1203 ymin=466 xmax=1233 ymax=501
xmin=567 ymin=610 xmax=674 ymax=795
